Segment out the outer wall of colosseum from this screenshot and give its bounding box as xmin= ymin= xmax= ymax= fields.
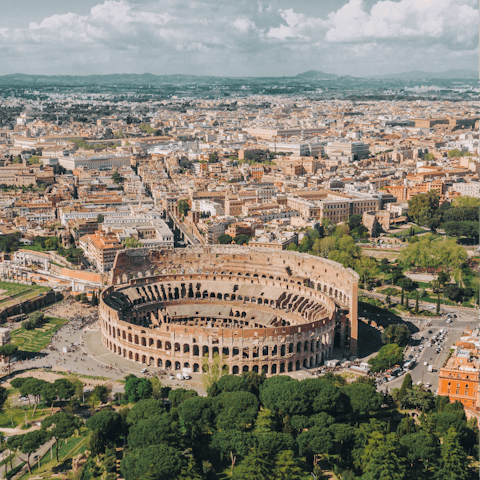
xmin=100 ymin=246 xmax=358 ymax=375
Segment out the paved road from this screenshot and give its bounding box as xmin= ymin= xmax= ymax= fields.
xmin=379 ymin=310 xmax=477 ymax=394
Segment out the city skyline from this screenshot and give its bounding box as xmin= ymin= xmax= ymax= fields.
xmin=0 ymin=0 xmax=478 ymax=77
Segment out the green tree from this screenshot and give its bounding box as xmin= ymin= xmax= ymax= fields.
xmin=355 ymin=256 xmax=380 ymax=286
xmin=363 ymin=435 xmax=406 ymax=480
xmin=202 ymin=352 xmax=228 ymax=393
xmin=126 ymin=398 xmax=166 ymax=425
xmin=342 ymin=383 xmax=383 ymax=415
xmin=273 ymin=450 xmax=305 ymax=480
xmin=348 ymin=214 xmax=363 ymax=230
xmin=120 ymin=444 xmax=185 ymax=480
xmin=232 ymin=448 xmax=274 ymax=480
xmin=86 ymin=410 xmax=122 ymax=454
xmin=408 ymin=190 xmax=439 ymax=226
xmin=123 ymin=237 xmax=143 ymax=249
xmin=415 ymin=291 xmax=419 ymax=314
xmin=381 ymin=324 xmax=411 ymax=347
xmin=124 ymin=376 xmax=153 ymax=403
xmin=97 ymin=214 xmax=105 ymax=223
xmin=42 ymin=412 xmax=82 ymax=461
xmin=178 ymin=199 xmax=190 ymax=216
xmin=436 ymin=294 xmax=441 ymax=314
xmin=8 ymin=430 xmax=46 ymax=474
xmin=112 ymin=171 xmax=124 ymax=184
xmin=398 ymin=373 xmax=413 ymax=403
xmin=0 ymin=344 xmax=17 ymax=374
xmin=435 ymin=428 xmax=471 ymax=480
xmin=217 ymin=234 xmax=233 ymax=244
xmin=234 ymin=234 xmax=250 ymax=245
xmin=368 ymin=344 xmax=404 ymax=373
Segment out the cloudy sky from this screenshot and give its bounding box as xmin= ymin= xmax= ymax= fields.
xmin=0 ymin=0 xmax=477 ymax=77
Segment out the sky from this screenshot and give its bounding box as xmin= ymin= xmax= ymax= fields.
xmin=0 ymin=0 xmax=477 ymax=77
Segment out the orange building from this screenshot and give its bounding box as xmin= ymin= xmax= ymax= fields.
xmin=438 ymin=332 xmax=480 ymax=420
xmin=81 ymin=231 xmax=124 ymax=273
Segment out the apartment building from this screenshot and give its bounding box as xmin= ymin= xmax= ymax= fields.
xmin=438 ymin=331 xmax=480 ymax=420
xmin=452 ymin=182 xmax=480 ymax=198
xmin=58 ymin=154 xmax=131 ymax=171
xmin=81 ymin=231 xmax=124 ymax=273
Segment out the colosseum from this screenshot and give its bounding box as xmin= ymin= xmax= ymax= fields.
xmin=99 ymin=246 xmax=359 ymax=375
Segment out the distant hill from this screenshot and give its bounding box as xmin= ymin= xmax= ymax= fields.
xmin=0 ymin=69 xmax=476 ymax=85
xmin=294 ymin=70 xmax=341 ymax=80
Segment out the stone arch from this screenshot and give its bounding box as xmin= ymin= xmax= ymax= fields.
xmin=174 ymin=342 xmax=181 ymax=352
xmin=165 ymin=360 xmax=172 ymax=369
xmin=134 ymin=335 xmax=139 ymax=345
xmin=157 ymin=340 xmax=162 ymax=349
xmin=193 ymin=345 xmax=199 ymax=356
xmin=183 ymin=344 xmax=190 ymax=353
xmin=141 ymin=337 xmax=146 ymax=347
xmin=242 ymin=365 xmax=249 ymax=372
xmin=252 ymin=365 xmax=259 ymax=373
xmin=157 ymin=358 xmax=163 ymax=367
xmin=295 ymin=360 xmax=301 ymax=371
xmin=193 ymin=363 xmax=200 ymax=372
xmin=271 ymin=364 xmax=277 ymax=374
xmin=165 ymin=342 xmax=171 ymax=350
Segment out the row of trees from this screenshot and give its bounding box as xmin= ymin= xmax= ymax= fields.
xmin=73 ymin=371 xmax=478 ymax=480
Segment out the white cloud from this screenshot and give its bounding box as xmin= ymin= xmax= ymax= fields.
xmin=325 ymin=0 xmax=478 ymax=47
xmin=0 ymin=0 xmax=476 ymax=76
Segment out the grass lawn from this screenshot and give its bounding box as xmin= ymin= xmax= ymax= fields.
xmin=0 ymin=405 xmax=48 ymax=429
xmin=389 ymin=226 xmax=426 ymax=238
xmin=20 ymin=244 xmax=47 ymax=252
xmin=10 ymin=317 xmax=69 ymax=352
xmin=0 ymin=281 xmax=49 ymax=305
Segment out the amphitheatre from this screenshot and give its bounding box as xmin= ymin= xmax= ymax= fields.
xmin=99 ymin=246 xmax=359 ymax=375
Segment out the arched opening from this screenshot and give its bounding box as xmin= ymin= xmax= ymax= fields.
xmin=288 ymin=362 xmax=293 ymax=372
xmin=174 ymin=343 xmax=180 ymax=352
xmin=280 ymin=345 xmax=285 ymax=356
xmin=175 ymin=361 xmax=181 ymax=370
xmin=134 ymin=335 xmax=139 ymax=345
xmin=232 ymin=366 xmax=239 ymax=374
xmin=134 ymin=353 xmax=139 ymax=362
xmin=295 ymin=360 xmax=301 ymax=371
xmin=149 ymin=356 xmax=154 ymax=365
xmin=262 ymin=346 xmax=269 ymax=356
xmin=165 ymin=360 xmax=172 ymax=369
xmin=252 ymin=365 xmax=259 ymax=373
xmin=193 ymin=363 xmax=200 ymax=372
xmin=141 ymin=337 xmax=146 ymax=347
xmin=289 ymin=343 xmax=294 ymax=354
xmin=297 ymin=342 xmax=301 ymax=353
xmin=129 ymin=351 xmax=133 ymax=360
xmin=184 ymin=362 xmax=190 ymax=369
xmin=183 ymin=344 xmax=190 ymax=353
xmin=193 ymin=345 xmax=199 ymax=356
xmin=157 ymin=358 xmax=163 ymax=367
xmin=165 ymin=342 xmax=171 ymax=350
xmin=202 ymin=346 xmax=209 ymax=357
xmin=157 ymin=340 xmax=162 ymax=349
xmin=271 ymin=364 xmax=277 ymax=374
xmin=242 ymin=365 xmax=249 ymax=372
xmin=303 ymin=359 xmax=308 ymax=368
xmin=262 ymin=365 xmax=268 ymax=374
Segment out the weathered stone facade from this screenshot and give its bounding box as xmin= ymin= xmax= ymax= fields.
xmin=100 ymin=246 xmax=358 ymax=374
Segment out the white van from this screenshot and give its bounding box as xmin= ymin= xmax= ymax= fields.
xmin=183 ymin=373 xmax=191 ymax=380
xmin=176 ymin=373 xmax=184 ymax=380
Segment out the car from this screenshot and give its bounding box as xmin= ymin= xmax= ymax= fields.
xmin=20 ymin=397 xmax=28 ymax=402
xmin=141 ymin=368 xmax=148 ymax=374
xmin=425 ymin=383 xmax=431 ymax=388
xmin=427 ymin=330 xmax=433 ymax=334
xmin=411 ymin=348 xmax=415 ymax=352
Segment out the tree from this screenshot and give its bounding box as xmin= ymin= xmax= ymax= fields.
xmin=348 ymin=214 xmax=363 ymax=230
xmin=381 ymin=324 xmax=411 ymax=347
xmin=273 ymin=450 xmax=305 ymax=480
xmin=368 ymin=344 xmax=404 ymax=373
xmin=124 ymin=376 xmax=153 ymax=403
xmin=234 ymin=234 xmax=250 ymax=245
xmin=42 ymin=412 xmax=82 ymax=461
xmin=363 ymin=435 xmax=406 ymax=480
xmin=112 ymin=171 xmax=124 ymax=184
xmin=355 ymin=256 xmax=379 ymax=287
xmin=121 ymin=444 xmax=185 ymax=480
xmin=20 ymin=378 xmax=47 ymax=414
xmin=217 ymin=234 xmax=233 ymax=244
xmin=126 ymin=398 xmax=166 ymax=425
xmin=436 ymin=294 xmax=441 ymax=314
xmin=8 ymin=430 xmax=46 ymax=474
xmin=123 ymin=237 xmax=143 ymax=249
xmin=328 ymin=236 xmax=361 ymax=269
xmin=398 ymin=373 xmax=413 ymax=403
xmin=97 ymin=214 xmax=104 ymax=223
xmin=202 ymin=352 xmax=228 ymax=393
xmin=408 ymin=191 xmax=439 ymax=226
xmin=0 ymin=344 xmax=17 ymax=374
xmin=342 ymin=383 xmax=383 ymax=415
xmin=178 ymin=199 xmax=190 ymax=216
xmin=232 ymin=448 xmax=274 ymax=480
xmin=86 ymin=410 xmax=122 ymax=454
xmin=435 ymin=428 xmax=471 ymax=480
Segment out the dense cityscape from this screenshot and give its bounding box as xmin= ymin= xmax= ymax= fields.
xmin=0 ymin=70 xmax=476 ymax=480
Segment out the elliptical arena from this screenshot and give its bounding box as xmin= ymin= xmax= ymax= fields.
xmin=100 ymin=246 xmax=359 ymax=375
